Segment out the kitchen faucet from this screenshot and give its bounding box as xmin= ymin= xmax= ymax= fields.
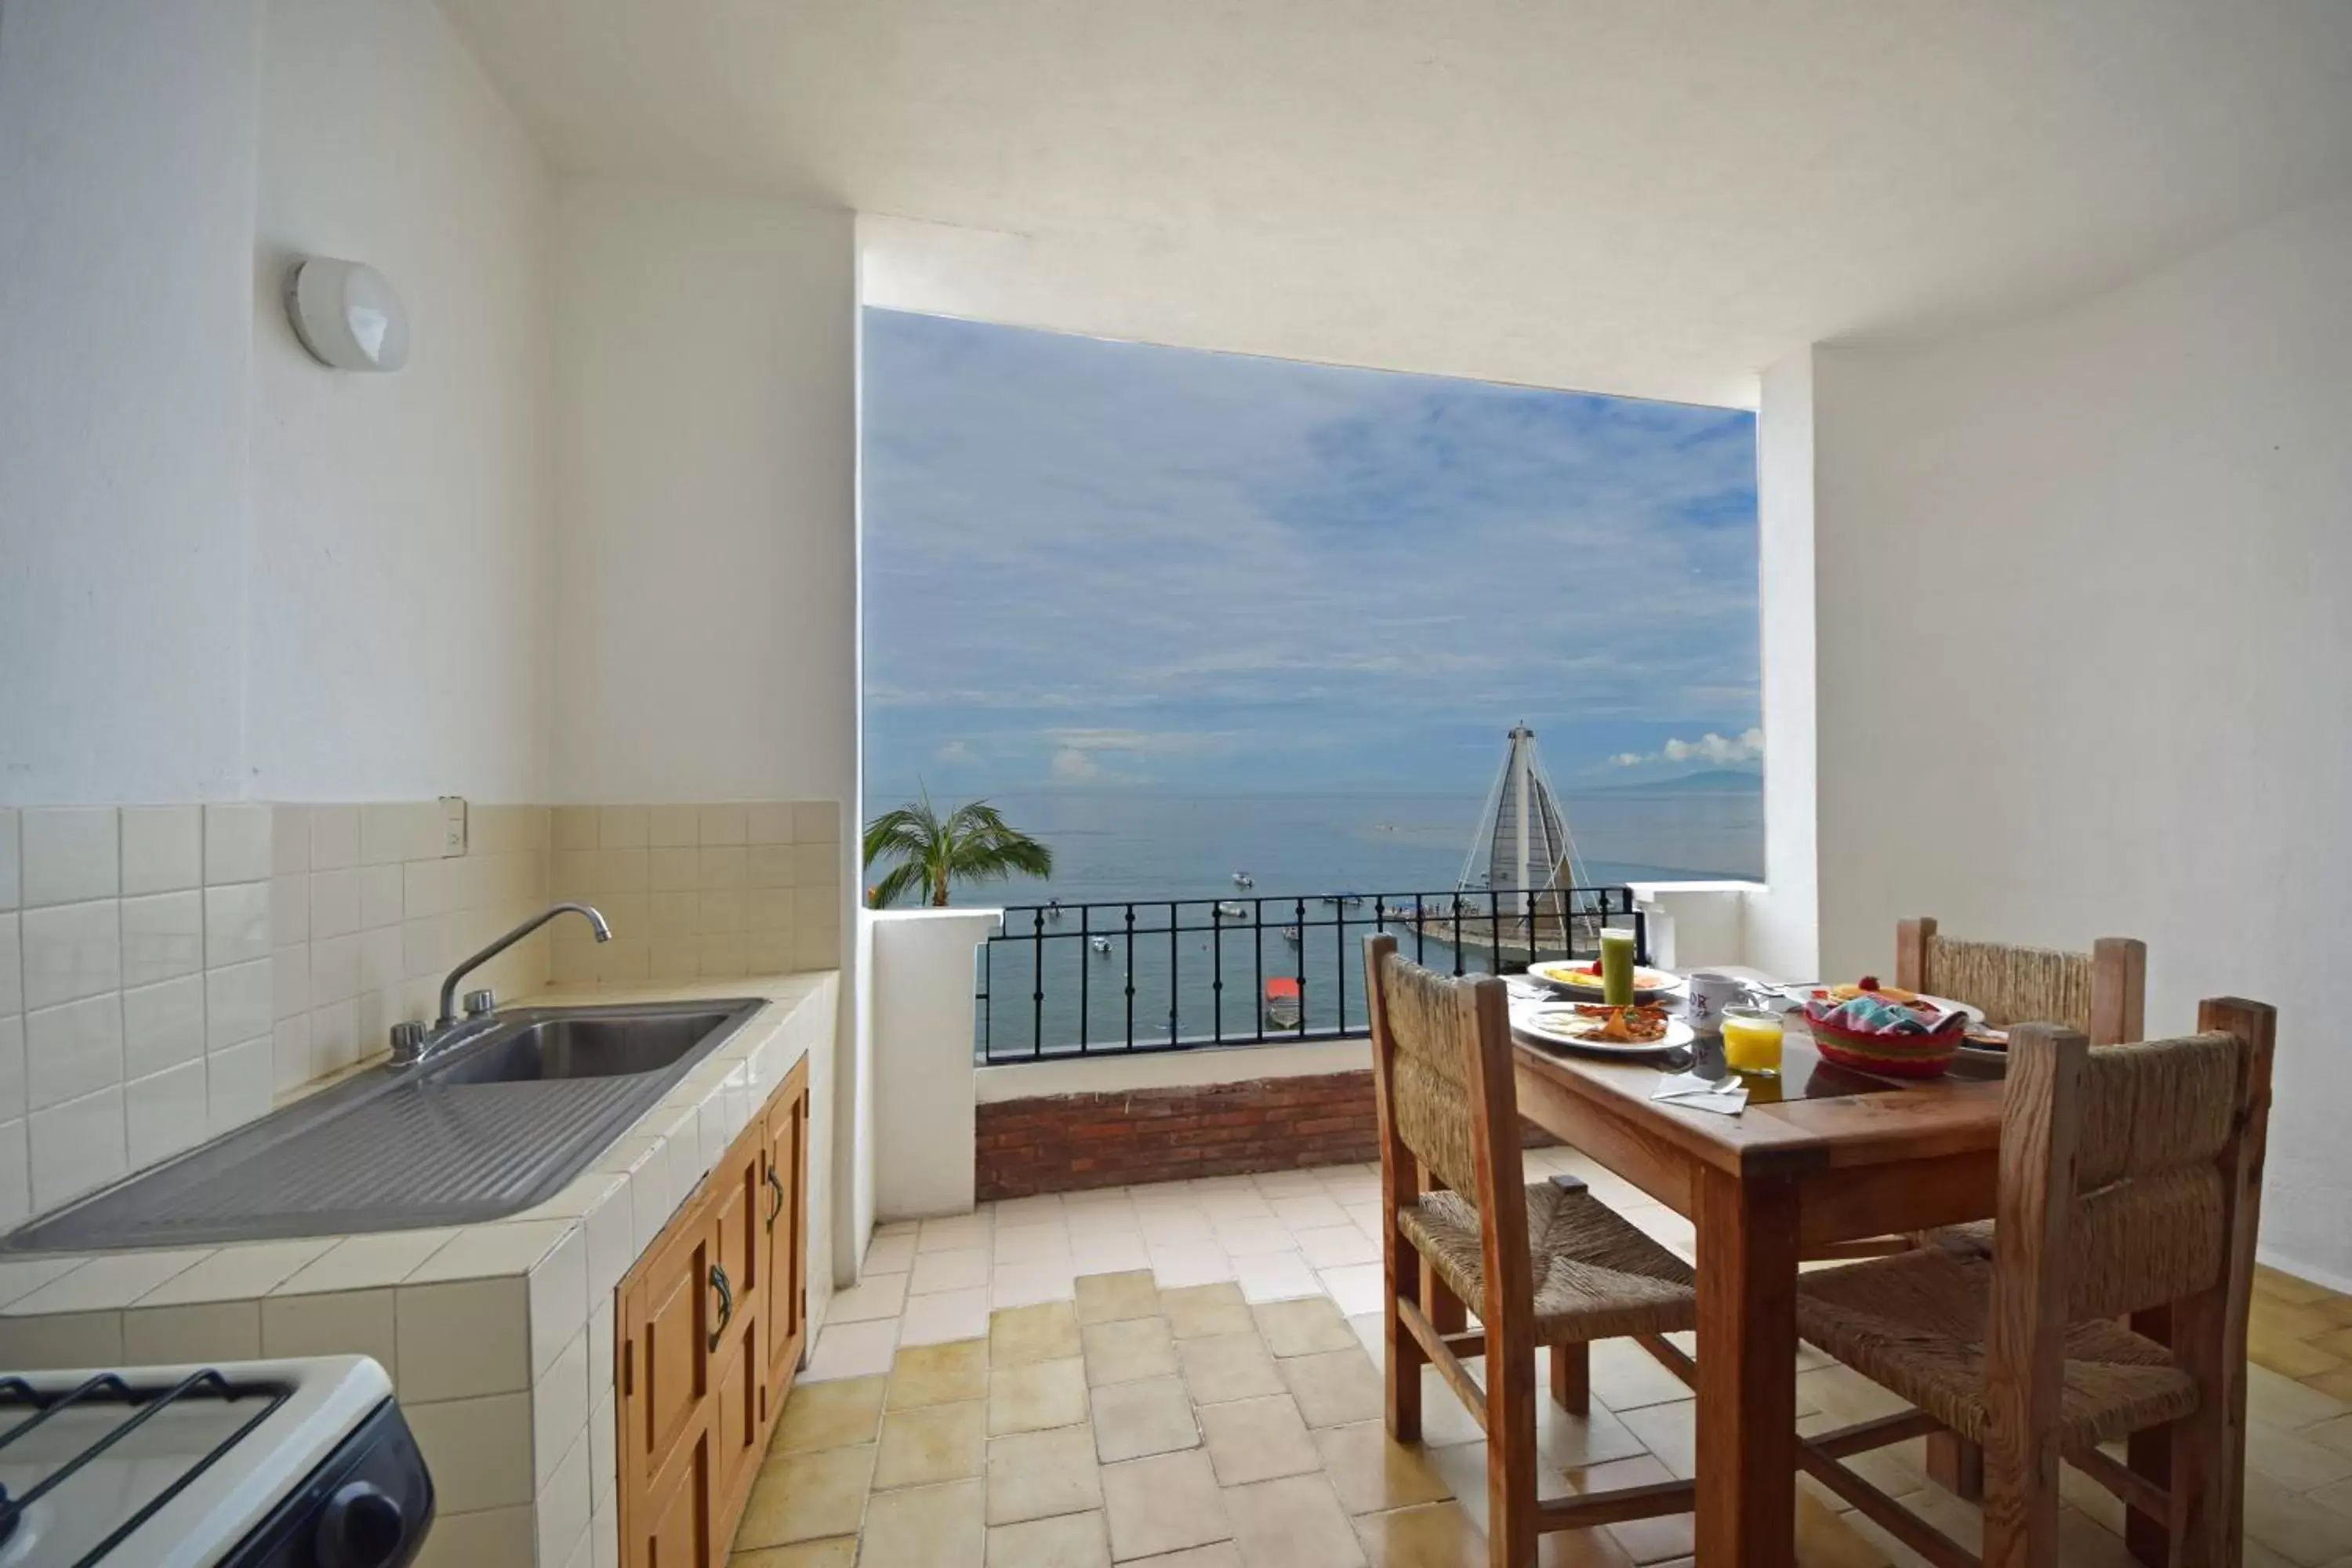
xmin=390 ymin=902 xmax=612 ymax=1066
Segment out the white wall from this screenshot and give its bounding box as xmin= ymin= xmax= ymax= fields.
xmin=1808 ymin=191 xmax=2352 ymax=1285
xmin=0 ymin=0 xmax=264 ymax=804
xmin=246 ymin=0 xmax=554 ymax=803
xmin=550 ymin=180 xmax=857 ymax=808
xmin=1747 ymin=351 xmax=1821 ymax=981
xmin=0 ymin=0 xmax=555 ymax=807
xmin=550 ymin=180 xmax=862 ymax=1276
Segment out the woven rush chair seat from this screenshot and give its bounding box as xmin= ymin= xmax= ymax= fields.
xmin=1400 ymin=1183 xmax=1696 ymax=1342
xmin=1797 ymin=1242 xmax=2197 ymax=1451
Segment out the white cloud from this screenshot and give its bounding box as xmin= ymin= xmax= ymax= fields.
xmin=935 ymin=739 xmax=974 ymax=763
xmin=1050 ymin=748 xmax=1102 ymax=782
xmin=1609 ymin=728 xmax=1765 ymax=768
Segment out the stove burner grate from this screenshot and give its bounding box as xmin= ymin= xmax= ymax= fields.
xmin=0 ymin=1369 xmax=290 ymax=1566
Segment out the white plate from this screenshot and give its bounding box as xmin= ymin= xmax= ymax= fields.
xmin=1512 ymin=1006 xmax=1695 ymax=1057
xmin=1523 ymin=960 xmax=1686 ymax=1000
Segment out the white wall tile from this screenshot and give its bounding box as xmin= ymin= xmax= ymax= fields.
xmin=0 ymin=1118 xmax=27 ymax=1229
xmin=125 ymin=1300 xmax=261 ymax=1362
xmin=358 ymin=864 xmax=403 ymax=930
xmin=2 ymin=1310 xmax=124 ymax=1368
xmin=0 ymin=1018 xmax=23 ymax=1122
xmin=397 ymin=1276 xmax=531 ymax=1401
xmin=205 ymin=959 xmax=273 ymax=1049
xmin=20 ymin=808 xmax=118 ymax=906
xmin=309 ymin=868 xmax=360 ymax=939
xmin=310 ymin=935 xmax=359 ymax=1007
xmin=19 ymin=899 xmax=121 ymax=1010
xmin=272 ymin=945 xmax=308 ymax=1021
xmin=202 ymin=804 xmax=272 ymax=885
xmin=24 ymin=993 xmax=122 ymax=1110
xmin=270 ymin=804 xmax=309 ymax=876
xmin=205 ymin=1035 xmax=272 ymax=1133
xmin=360 ymin=805 xmax=408 ymax=867
xmin=310 ymin=806 xmax=360 ymax=871
xmin=0 ymin=809 xmax=19 ymax=910
xmin=793 ymin=800 xmax=837 ymax=844
xmin=262 ymin=1287 xmax=398 ymax=1377
xmin=122 ymin=974 xmax=205 ymax=1080
xmin=532 ymin=1327 xmax=590 ymax=1489
xmin=647 ymin=805 xmax=697 ymax=847
xmin=0 ymin=911 xmax=19 ymax=1014
xmin=120 ymin=806 xmax=201 ymax=895
xmin=203 ymin=881 xmax=271 ymax=967
xmin=28 ymin=1086 xmax=125 ymax=1209
xmin=746 ymin=803 xmax=793 ymax=845
xmin=120 ymin=890 xmax=203 ymax=987
xmin=267 ymin=875 xmax=308 ymax=946
xmin=536 ymin=1429 xmax=592 ymax=1568
xmin=407 ymin=1391 xmax=535 ymax=1512
xmin=140 ymin=1239 xmax=334 ymax=1304
xmin=125 ymin=1059 xmax=208 ymax=1163
xmin=309 ymin=1000 xmax=358 ymax=1076
xmin=272 ymin=1016 xmax=310 ymax=1093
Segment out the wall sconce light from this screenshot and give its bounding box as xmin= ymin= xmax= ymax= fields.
xmin=285 ymin=257 xmax=411 ymax=372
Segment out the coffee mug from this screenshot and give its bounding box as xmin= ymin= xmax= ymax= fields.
xmin=1684 ymin=970 xmax=1755 ymax=1033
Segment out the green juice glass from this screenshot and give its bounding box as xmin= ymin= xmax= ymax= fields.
xmin=1598 ymin=927 xmax=1638 ymax=1007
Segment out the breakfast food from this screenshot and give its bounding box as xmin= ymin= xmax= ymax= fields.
xmin=1820 ymin=975 xmax=1923 ymax=1004
xmin=1530 ymin=960 xmax=1679 ymax=995
xmin=1522 ymin=1004 xmax=1671 ymax=1045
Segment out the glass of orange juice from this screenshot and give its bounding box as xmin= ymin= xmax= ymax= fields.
xmin=1721 ymin=1006 xmax=1784 ymax=1076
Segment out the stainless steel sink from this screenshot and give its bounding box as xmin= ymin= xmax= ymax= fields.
xmin=1 ymin=999 xmax=766 ymax=1254
xmin=427 ymin=1009 xmax=744 ymax=1086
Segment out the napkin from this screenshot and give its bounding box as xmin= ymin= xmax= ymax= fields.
xmin=1650 ymin=1069 xmax=1748 ymax=1116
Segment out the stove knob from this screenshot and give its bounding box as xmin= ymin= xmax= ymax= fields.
xmin=316 ymin=1479 xmax=406 ymax=1567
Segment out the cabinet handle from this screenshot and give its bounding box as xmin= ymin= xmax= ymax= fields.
xmin=764 ymin=1163 xmax=786 ymax=1233
xmin=708 ymin=1263 xmax=734 ymax=1351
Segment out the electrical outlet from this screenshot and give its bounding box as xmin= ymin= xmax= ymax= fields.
xmin=440 ymin=796 xmax=468 ymax=857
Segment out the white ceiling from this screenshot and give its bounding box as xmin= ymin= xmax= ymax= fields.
xmin=440 ymin=0 xmax=2352 ymax=407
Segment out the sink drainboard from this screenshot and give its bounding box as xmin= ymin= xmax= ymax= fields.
xmin=2 ymin=999 xmax=763 ymax=1254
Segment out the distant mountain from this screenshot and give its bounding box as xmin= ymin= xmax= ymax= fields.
xmin=1575 ymin=768 xmax=1762 ymax=794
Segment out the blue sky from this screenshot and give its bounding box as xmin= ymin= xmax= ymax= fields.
xmin=862 ymin=310 xmax=1759 ymax=797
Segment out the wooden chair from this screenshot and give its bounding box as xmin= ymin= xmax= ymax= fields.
xmin=1363 ymin=934 xmax=1700 ymax=1567
xmin=1789 ymin=1000 xmax=2276 ymax=1568
xmin=1890 ymin=916 xmax=2149 ymax=1497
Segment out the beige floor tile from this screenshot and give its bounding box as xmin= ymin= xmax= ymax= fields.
xmin=989 ymin=1509 xmax=1115 ymax=1568
xmin=1588 ymin=1339 xmax=1696 ymax=1412
xmin=877 ymin=1399 xmax=989 ymax=1490
xmin=1094 ymin=1374 xmax=1203 ymax=1463
xmin=1615 ymin=1401 xmax=1695 ymax=1480
xmin=2253 ymin=1364 xmax=2352 ymax=1429
xmin=731 ymin=1537 xmax=859 ymax=1568
xmin=891 ymin=1338 xmax=990 ymax=1409
xmin=1311 ymin=1421 xmax=1452 ymax=1514
xmin=1221 ymin=1473 xmax=1367 ymax=1568
xmin=1164 ymin=1283 xmax=1258 ymax=1340
xmin=2307 ymin=1369 xmax=2352 ymax=1406
xmin=1352 ymin=1501 xmax=1489 ymax=1568
xmin=1282 ymin=1349 xmax=1386 ymax=1429
xmin=996 ymin=1301 xmax=1086 ymax=1367
xmin=2260 ymin=1267 xmax=2337 ymax=1306
xmin=1086 ymin=1316 xmax=1180 ymax=1385
xmin=1102 ymin=1450 xmax=1235 ymax=1561
xmin=2256 ymin=1330 xmax=2350 ymax=1383
xmin=737 ymin=1445 xmax=876 ymax=1549
xmin=992 ymin=1357 xmax=1092 ymax=1436
xmin=1078 ymin=1270 xmax=1164 ymax=1325
xmin=1123 ymin=1546 xmax=1243 ymax=1568
xmin=1570 ymin=1456 xmax=1691 ymax=1566
xmin=861 ymin=1478 xmax=985 ymax=1568
xmin=775 ymin=1374 xmax=887 ymax=1453
xmin=988 ymin=1425 xmax=1106 ymax=1525
xmin=1792 ymin=1491 xmax=1893 ymax=1568
xmin=1201 ymin=1395 xmax=1323 ymax=1486
xmin=2255 ymin=1420 xmax=2352 ymax=1492
xmin=1181 ymin=1333 xmax=1287 ymax=1405
xmin=1254 ymin=1297 xmax=1360 ymax=1359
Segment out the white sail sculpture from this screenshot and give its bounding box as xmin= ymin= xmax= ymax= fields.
xmin=1441 ymin=724 xmax=1592 ymax=960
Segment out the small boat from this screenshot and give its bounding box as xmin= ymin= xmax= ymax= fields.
xmin=1090 ymin=935 xmax=1112 ymax=956
xmin=1045 ymin=898 xmax=1064 ymax=922
xmin=1338 ymin=892 xmax=1365 ymax=907
xmin=1264 ymin=977 xmax=1302 ymax=1029
xmin=1214 ymin=900 xmax=1248 ymax=920
xmin=1232 ymin=871 xmax=1254 ymax=887
xmin=1280 ymin=925 xmax=1301 ymax=945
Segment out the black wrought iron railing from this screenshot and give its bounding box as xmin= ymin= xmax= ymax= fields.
xmin=975 ymin=886 xmax=1645 ymax=1063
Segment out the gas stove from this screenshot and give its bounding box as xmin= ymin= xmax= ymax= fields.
xmin=0 ymin=1356 xmax=431 ymax=1567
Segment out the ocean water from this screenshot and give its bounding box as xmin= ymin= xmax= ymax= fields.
xmin=859 ymin=786 xmax=1762 ymax=1056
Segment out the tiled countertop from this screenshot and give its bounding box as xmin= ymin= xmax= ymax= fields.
xmin=0 ymin=971 xmax=835 ymax=1341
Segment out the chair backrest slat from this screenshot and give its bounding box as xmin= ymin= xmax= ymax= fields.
xmin=1896 ymin=917 xmax=2145 ymax=1043
xmin=1367 ymin=941 xmax=1488 ymax=1197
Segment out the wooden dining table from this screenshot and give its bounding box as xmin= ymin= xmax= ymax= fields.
xmin=1507 ymin=971 xmax=2007 ymax=1568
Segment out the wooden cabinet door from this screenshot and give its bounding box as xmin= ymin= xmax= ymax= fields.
xmin=764 ymin=1061 xmax=811 ymax=1410
xmin=708 ymin=1125 xmax=768 ymax=1548
xmin=620 ymin=1206 xmax=714 ymax=1568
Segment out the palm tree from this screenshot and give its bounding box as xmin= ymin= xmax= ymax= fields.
xmin=863 ymin=793 xmax=1054 ymax=908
